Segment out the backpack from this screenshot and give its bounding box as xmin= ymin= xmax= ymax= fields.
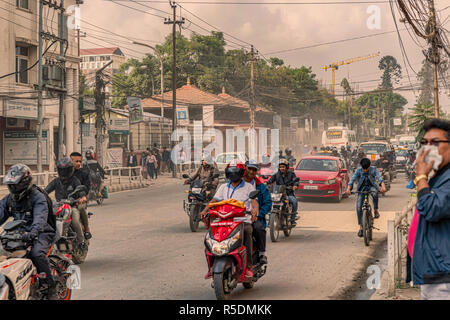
xmin=6 ymin=184 xmax=56 ymax=231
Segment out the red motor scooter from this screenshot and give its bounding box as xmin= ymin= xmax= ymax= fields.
xmin=204 ymin=190 xmax=266 ymax=300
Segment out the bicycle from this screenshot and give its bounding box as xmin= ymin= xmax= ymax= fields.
xmin=353 ymin=191 xmax=374 ymax=246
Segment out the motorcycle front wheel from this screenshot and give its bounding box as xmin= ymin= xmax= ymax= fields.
xmin=269 ymin=213 xmax=280 ymax=242
xmin=189 ymin=204 xmax=200 ymax=232
xmin=213 ymin=270 xmax=231 ymax=300
xmin=283 ymin=215 xmax=292 ymax=237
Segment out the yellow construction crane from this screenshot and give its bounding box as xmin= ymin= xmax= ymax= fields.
xmin=323 ymin=52 xmax=380 ymax=96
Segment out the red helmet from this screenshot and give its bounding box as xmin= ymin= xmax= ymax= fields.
xmin=225 ymin=161 xmax=245 ymax=183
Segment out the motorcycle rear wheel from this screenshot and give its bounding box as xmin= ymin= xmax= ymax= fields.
xmin=189 ymin=205 xmax=200 ymax=232
xmin=243 ymin=281 xmax=254 ymax=289
xmin=283 ymin=215 xmax=292 ymax=237
xmin=213 ymin=271 xmax=230 ymax=300
xmin=49 ymin=256 xmax=72 ymax=300
xmin=269 ymin=213 xmax=280 ymax=242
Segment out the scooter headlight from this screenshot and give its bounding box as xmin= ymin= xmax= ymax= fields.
xmin=205 ymin=231 xmax=241 ymax=256
xmin=191 ymin=188 xmax=202 ymax=194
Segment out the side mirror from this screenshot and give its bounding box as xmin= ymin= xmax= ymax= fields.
xmin=3 ymin=220 xmax=26 ymax=232
xmin=182 ymin=174 xmax=189 ymax=179
xmin=249 ymin=190 xmax=261 ymax=199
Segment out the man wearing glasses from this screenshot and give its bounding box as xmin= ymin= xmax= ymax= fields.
xmin=412 ymin=118 xmax=450 ymax=300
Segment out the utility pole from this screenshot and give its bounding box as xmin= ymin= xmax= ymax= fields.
xmin=164 ymin=1 xmax=184 ymax=178
xmin=37 ymin=0 xmax=44 ymax=173
xmin=429 ymin=0 xmax=440 ymax=118
xmin=95 ymin=60 xmax=113 ymax=167
xmin=77 ymin=29 xmax=86 ymax=156
xmin=57 ymin=0 xmax=66 ymax=160
xmin=250 ymin=45 xmax=256 ymax=130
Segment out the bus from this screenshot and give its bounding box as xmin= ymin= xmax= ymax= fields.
xmin=321 ymin=126 xmax=357 ymax=149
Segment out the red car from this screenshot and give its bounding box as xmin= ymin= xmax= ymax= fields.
xmin=294 ymin=156 xmax=349 ymax=202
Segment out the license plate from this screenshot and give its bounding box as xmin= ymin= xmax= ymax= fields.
xmin=304 ymin=185 xmax=318 ymax=190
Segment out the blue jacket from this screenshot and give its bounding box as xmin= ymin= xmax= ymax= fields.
xmin=0 ymin=188 xmax=53 ymax=234
xmin=348 ymin=166 xmax=383 ymax=192
xmin=249 ymin=178 xmax=272 ymax=228
xmin=413 ymin=163 xmax=450 ymax=285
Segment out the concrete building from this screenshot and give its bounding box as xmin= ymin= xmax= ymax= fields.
xmin=80 ymin=47 xmax=125 ymax=94
xmin=0 ymin=0 xmax=81 ymax=174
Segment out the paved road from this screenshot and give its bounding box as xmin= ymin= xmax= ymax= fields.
xmin=72 ymin=173 xmax=413 ymax=300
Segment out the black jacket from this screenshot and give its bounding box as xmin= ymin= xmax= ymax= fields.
xmin=85 ymin=160 xmax=105 ymax=179
xmin=127 ymin=154 xmax=138 ymax=167
xmin=45 ymin=176 xmax=85 ymax=202
xmin=0 ymin=188 xmax=54 ymax=234
xmin=267 ymin=170 xmax=299 ymax=196
xmin=73 ymin=167 xmax=91 ymax=193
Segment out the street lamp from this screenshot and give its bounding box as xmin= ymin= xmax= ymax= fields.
xmin=131 ymin=41 xmax=165 ymax=148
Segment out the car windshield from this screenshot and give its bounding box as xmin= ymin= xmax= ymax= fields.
xmin=395 ymin=150 xmax=409 ymax=157
xmin=359 ymin=144 xmax=387 ymax=154
xmin=216 ymin=154 xmax=239 ymax=163
xmin=296 ymin=159 xmax=338 ymax=172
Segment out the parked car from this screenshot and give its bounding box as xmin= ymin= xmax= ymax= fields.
xmin=214 ymin=152 xmax=248 ymax=173
xmin=294 ymin=156 xmax=349 ymax=202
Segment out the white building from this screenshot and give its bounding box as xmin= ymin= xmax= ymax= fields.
xmin=0 ymin=0 xmax=81 ymax=174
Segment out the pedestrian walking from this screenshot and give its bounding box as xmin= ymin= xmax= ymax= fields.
xmin=162 ymin=147 xmax=170 ymax=173
xmin=154 ymin=148 xmax=162 ymax=179
xmin=140 ymin=151 xmax=148 ymax=179
xmin=127 ymin=149 xmax=138 ymax=179
xmin=409 ymin=119 xmax=450 ymax=300
xmin=146 ymin=151 xmax=158 ymax=180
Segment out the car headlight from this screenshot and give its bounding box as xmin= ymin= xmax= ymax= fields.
xmin=191 ymin=188 xmax=202 ymax=194
xmin=326 ymin=179 xmax=337 ymax=185
xmin=271 ymin=193 xmax=282 ymax=202
xmin=205 ymin=231 xmax=240 ymax=256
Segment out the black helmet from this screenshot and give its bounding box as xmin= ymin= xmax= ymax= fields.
xmin=85 ymin=150 xmax=94 ymax=160
xmin=341 ymin=146 xmax=345 ymax=151
xmin=57 ymin=157 xmax=75 ymax=183
xmin=225 ymin=161 xmax=245 ymax=183
xmin=285 ymin=148 xmax=292 ymax=155
xmin=3 ymin=164 xmax=33 ymax=201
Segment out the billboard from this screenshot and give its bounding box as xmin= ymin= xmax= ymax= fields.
xmin=4 ymin=131 xmax=48 ymax=165
xmin=177 ymin=105 xmax=189 ymax=126
xmin=127 ymin=97 xmax=144 ymax=124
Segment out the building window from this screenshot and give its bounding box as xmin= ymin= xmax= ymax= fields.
xmin=15 ymin=45 xmax=29 ymax=84
xmin=16 ymin=0 xmax=28 ymax=10
xmin=89 ymin=56 xmax=94 ymax=62
xmin=90 ymin=62 xmax=94 ymax=69
xmin=105 ymin=56 xmax=111 ymax=61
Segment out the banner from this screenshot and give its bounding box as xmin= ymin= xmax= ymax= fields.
xmin=177 ymin=105 xmax=189 ymax=126
xmin=106 ymin=148 xmax=123 ymax=168
xmin=202 ymin=105 xmax=214 ymax=127
xmin=4 ymin=131 xmax=48 ymax=165
xmin=5 ymin=100 xmax=38 ymax=119
xmin=393 ymin=118 xmax=402 ymax=126
xmin=108 ymin=117 xmax=130 ymax=134
xmin=127 ymin=97 xmax=144 ymax=124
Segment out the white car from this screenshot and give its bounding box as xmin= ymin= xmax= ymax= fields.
xmin=215 ymin=152 xmax=249 ymax=173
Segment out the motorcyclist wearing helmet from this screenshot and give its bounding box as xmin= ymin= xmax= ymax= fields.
xmin=184 ymin=156 xmax=219 ymax=192
xmin=285 ymin=148 xmax=296 ymax=168
xmin=200 ymin=161 xmax=259 ymax=278
xmin=243 ymin=160 xmax=272 ymax=265
xmin=84 ymin=150 xmax=106 ymax=198
xmin=0 ymin=164 xmax=58 ymax=299
xmin=265 ymin=159 xmax=300 ymax=226
xmin=45 ymin=157 xmax=88 ymax=252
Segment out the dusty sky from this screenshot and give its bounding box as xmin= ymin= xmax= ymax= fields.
xmin=80 ymin=0 xmax=450 ymax=113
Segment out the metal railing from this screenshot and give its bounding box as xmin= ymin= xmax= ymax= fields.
xmin=387 ymin=196 xmax=417 ymax=296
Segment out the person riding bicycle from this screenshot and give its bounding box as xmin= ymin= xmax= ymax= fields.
xmin=84 ymin=150 xmax=105 ymax=198
xmin=345 ymin=158 xmax=386 ymax=237
xmin=70 ymin=152 xmax=92 ymax=240
xmin=243 ymin=160 xmax=272 ymax=265
xmin=45 ymin=157 xmax=88 ymax=253
xmin=265 ymin=159 xmax=300 ymax=226
xmin=200 ymin=161 xmax=259 ymax=279
xmin=184 ymin=156 xmax=219 ymax=194
xmin=0 ymin=164 xmax=58 ymax=300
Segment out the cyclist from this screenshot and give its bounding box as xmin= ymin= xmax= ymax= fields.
xmin=345 ymin=158 xmax=386 ymax=237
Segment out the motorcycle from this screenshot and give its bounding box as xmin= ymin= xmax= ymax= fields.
xmin=377 ymin=167 xmax=391 ymax=196
xmin=87 ymin=179 xmax=104 ymax=205
xmin=53 ymin=185 xmax=93 ymax=264
xmin=204 ymin=190 xmax=266 ymax=300
xmin=0 ymin=220 xmax=72 ymax=300
xmin=183 ymin=173 xmax=219 ymax=232
xmin=267 ymin=180 xmax=298 ymax=242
